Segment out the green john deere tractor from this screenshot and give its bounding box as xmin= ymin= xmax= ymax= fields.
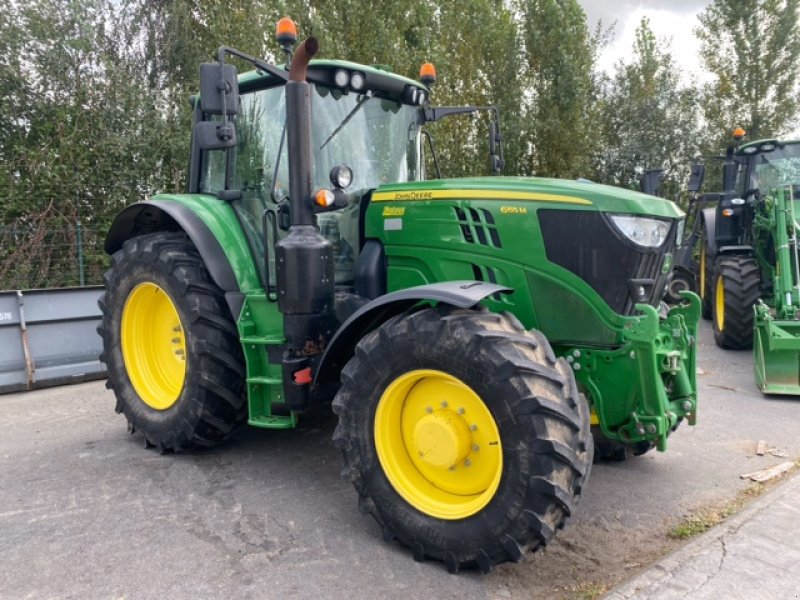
xmin=699 ymin=129 xmax=800 ymax=393
xmin=99 ymin=22 xmax=700 ymax=572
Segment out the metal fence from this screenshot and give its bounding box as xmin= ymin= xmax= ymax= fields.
xmin=0 ymin=220 xmax=109 ymax=393
xmin=0 ymin=221 xmax=109 ymax=291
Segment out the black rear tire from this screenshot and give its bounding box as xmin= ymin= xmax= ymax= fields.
xmin=332 ymin=307 xmax=592 ymax=572
xmin=99 ymin=232 xmax=246 ymax=451
xmin=712 ymin=255 xmax=760 ymax=350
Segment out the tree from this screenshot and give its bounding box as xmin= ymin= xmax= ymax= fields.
xmin=594 ymin=17 xmax=700 ymax=197
xmin=516 ymin=0 xmax=599 ymax=178
xmin=422 ymin=0 xmax=525 ymax=177
xmin=697 ymin=0 xmax=800 ymax=149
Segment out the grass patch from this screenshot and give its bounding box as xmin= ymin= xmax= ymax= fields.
xmin=668 ymin=481 xmax=770 ymax=540
xmin=668 ymin=506 xmax=736 ymax=539
xmin=566 ymin=581 xmax=609 ymax=600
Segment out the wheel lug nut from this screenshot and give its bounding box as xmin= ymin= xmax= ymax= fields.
xmin=171 ymin=337 xmax=180 ymax=344
xmin=173 ymin=326 xmax=181 ymax=332
xmin=175 ymin=349 xmax=185 ymax=356
xmin=440 ymin=401 xmax=448 ymax=408
xmin=473 ymin=444 xmax=479 ymax=452
xmin=425 ymin=406 xmax=433 ymax=413
xmin=464 ymin=459 xmax=471 ymax=467
xmin=457 ymin=407 xmax=465 ymax=415
xmin=470 ymin=424 xmax=477 ymax=431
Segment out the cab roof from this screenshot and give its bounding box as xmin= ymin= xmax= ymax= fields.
xmin=237 ymin=59 xmax=428 ymax=105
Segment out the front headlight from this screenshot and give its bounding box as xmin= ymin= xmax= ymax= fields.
xmin=609 ymin=215 xmax=670 ymax=248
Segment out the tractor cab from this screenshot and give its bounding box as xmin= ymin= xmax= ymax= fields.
xmin=735 ymin=139 xmax=800 ymax=204
xmin=192 ymin=57 xmax=500 ymax=293
xmin=194 ymin=61 xmax=428 ymax=289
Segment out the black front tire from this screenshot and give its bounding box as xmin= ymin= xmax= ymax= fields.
xmin=332 ymin=307 xmax=592 ymax=573
xmin=664 ymin=268 xmax=695 ymax=304
xmin=99 ymin=232 xmax=246 ymax=451
xmin=592 ymin=426 xmax=654 ymax=462
xmin=712 ymin=255 xmax=760 ymax=349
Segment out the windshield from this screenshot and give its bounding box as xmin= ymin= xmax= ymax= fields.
xmin=202 ymin=84 xmax=421 ymax=198
xmin=200 ymin=83 xmax=421 ymax=289
xmin=751 ymin=143 xmax=800 ymax=196
xmin=311 ymin=86 xmax=420 ymax=192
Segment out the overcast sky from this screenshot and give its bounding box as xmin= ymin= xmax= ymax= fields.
xmin=579 ymin=0 xmax=713 ymax=82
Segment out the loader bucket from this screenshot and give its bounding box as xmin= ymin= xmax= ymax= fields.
xmin=754 ymin=309 xmax=800 ymax=395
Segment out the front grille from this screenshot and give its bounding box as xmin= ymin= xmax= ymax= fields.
xmin=538 ymin=210 xmax=675 ymax=315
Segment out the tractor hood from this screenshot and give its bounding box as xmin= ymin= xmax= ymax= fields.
xmin=373 ymin=176 xmax=684 ymax=220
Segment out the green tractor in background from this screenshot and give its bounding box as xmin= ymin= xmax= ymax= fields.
xmin=699 ymin=128 xmax=800 ymax=393
xmin=99 ymin=20 xmax=700 ymax=572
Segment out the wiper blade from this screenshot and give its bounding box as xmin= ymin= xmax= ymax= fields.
xmin=320 ymin=92 xmax=372 ymax=150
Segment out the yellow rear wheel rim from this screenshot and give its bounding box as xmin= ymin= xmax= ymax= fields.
xmin=715 ymin=275 xmax=725 ymax=331
xmin=374 ymin=369 xmax=503 ymax=520
xmin=121 ymin=282 xmax=186 ymax=410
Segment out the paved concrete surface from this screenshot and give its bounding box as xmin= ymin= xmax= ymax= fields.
xmin=0 ymin=386 xmax=483 ymax=599
xmin=0 ymin=319 xmax=799 ymax=599
xmin=607 ymin=471 xmax=800 ymax=600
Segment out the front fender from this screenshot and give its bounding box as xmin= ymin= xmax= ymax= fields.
xmin=700 ymin=206 xmax=717 ymax=258
xmin=313 ymin=281 xmax=511 ymax=389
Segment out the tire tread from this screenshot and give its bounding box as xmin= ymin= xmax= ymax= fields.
xmin=332 ymin=306 xmax=593 ymax=571
xmin=99 ymin=232 xmax=246 ymax=451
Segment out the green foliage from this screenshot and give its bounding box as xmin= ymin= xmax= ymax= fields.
xmin=517 ymin=0 xmax=599 ymax=178
xmin=594 ymin=18 xmax=700 ymax=200
xmin=0 ymin=0 xmax=184 ymax=232
xmin=697 ymin=0 xmax=800 ymax=151
xmin=423 ymin=0 xmax=523 ymax=177
xmin=3 ymin=0 xmax=800 ymax=289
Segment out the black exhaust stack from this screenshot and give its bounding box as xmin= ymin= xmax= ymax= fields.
xmin=276 ymin=38 xmax=336 ymax=409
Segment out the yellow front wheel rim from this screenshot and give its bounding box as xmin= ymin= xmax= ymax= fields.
xmin=121 ymin=282 xmax=187 ymax=410
xmin=715 ymin=276 xmax=725 ymax=331
xmin=374 ymin=370 xmax=503 ymax=520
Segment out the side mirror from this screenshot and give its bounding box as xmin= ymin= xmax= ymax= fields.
xmin=489 ymin=120 xmax=504 ymax=174
xmin=640 ymin=169 xmax=665 ymax=197
xmin=687 ymin=163 xmax=705 ymax=193
xmin=194 ymin=121 xmax=237 ymax=150
xmin=199 ymin=63 xmax=240 ymax=115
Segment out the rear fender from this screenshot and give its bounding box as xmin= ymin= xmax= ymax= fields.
xmin=105 ymin=199 xmax=255 ymax=319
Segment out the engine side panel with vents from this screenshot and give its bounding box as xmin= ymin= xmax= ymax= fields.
xmin=364 ymin=183 xmax=679 ymax=348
